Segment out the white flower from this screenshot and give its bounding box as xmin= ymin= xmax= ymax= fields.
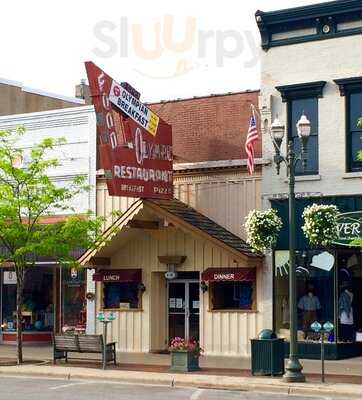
xmin=302 ymin=204 xmax=339 ymax=247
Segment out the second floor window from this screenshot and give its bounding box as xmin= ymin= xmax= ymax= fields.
xmin=288 ymin=97 xmax=319 ymax=175
xmin=347 ymin=92 xmax=362 ymax=172
xmin=276 ymin=81 xmax=325 ymax=177
xmin=335 ymin=77 xmax=362 ymax=173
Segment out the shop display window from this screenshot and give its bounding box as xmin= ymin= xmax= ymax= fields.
xmin=274 ymin=250 xmax=335 ymax=343
xmin=2 ymin=267 xmax=54 ymax=332
xmin=103 ymin=282 xmax=141 ymax=309
xmin=62 ymin=268 xmax=86 ymax=330
xmin=210 ymin=280 xmax=255 ymax=311
xmin=337 ymin=250 xmax=362 ymax=343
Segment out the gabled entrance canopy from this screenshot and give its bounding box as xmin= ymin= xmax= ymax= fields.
xmin=78 ymin=198 xmax=262 ymax=267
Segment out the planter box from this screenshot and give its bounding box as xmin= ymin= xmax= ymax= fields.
xmin=170 ymin=350 xmax=200 ymax=372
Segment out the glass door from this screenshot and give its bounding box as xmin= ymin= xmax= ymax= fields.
xmin=189 ymin=282 xmax=200 ymax=341
xmin=168 ymin=282 xmax=186 ymax=340
xmin=168 ymin=281 xmax=199 ymax=342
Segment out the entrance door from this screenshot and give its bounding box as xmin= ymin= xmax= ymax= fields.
xmin=168 ymin=281 xmax=199 ymax=342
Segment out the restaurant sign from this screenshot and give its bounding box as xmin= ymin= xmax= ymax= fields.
xmin=85 ymin=62 xmax=173 ymax=199
xmin=213 ymin=273 xmax=235 ymax=281
xmin=334 ymin=212 xmax=362 ymax=246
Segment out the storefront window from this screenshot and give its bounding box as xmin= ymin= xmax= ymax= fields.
xmin=62 ymin=267 xmax=86 ymax=329
xmin=201 ymin=267 xmax=256 ymax=311
xmin=103 ymin=282 xmax=141 ymax=309
xmin=210 ymin=281 xmax=255 ymax=310
xmin=2 ymin=267 xmax=54 ymax=332
xmin=337 ymin=249 xmax=362 ymax=343
xmin=274 ymin=250 xmax=335 ymax=342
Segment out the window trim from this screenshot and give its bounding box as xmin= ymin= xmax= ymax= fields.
xmin=335 ymin=77 xmax=362 ymax=172
xmin=276 ymin=81 xmax=326 ymax=103
xmin=334 ymin=77 xmax=362 ymax=97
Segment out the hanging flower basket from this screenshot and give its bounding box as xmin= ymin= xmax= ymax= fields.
xmin=244 ymin=209 xmax=282 ymax=253
xmin=302 ymin=204 xmax=339 ymax=247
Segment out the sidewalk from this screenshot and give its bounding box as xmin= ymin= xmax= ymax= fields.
xmin=0 ymin=362 xmax=361 ymax=399
xmin=1 ymin=345 xmax=362 ymax=398
xmin=2 ymin=344 xmax=362 ymax=376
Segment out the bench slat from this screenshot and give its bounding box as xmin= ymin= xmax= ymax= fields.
xmin=78 ymin=335 xmax=103 ymax=352
xmin=54 ymin=335 xmax=79 ymax=351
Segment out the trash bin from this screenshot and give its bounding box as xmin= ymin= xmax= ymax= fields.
xmin=251 ymin=329 xmax=285 ymax=376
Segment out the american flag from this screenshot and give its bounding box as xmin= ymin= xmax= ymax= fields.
xmin=245 ymin=107 xmax=259 ymax=175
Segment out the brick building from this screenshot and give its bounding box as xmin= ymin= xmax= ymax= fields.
xmin=149 ymin=90 xmax=261 ymax=163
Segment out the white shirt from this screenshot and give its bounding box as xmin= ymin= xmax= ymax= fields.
xmin=340 ymin=291 xmax=354 ymax=325
xmin=340 ymin=309 xmax=354 ymax=325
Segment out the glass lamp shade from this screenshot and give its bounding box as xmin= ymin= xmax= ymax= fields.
xmin=310 ymin=321 xmax=322 ymax=333
xmin=107 ymin=312 xmax=116 ymax=321
xmin=96 ymin=312 xmax=105 ymax=321
xmin=296 ymin=114 xmax=311 ymax=138
xmin=323 ymin=321 xmax=334 ymax=333
xmin=271 ymin=117 xmax=285 ymax=142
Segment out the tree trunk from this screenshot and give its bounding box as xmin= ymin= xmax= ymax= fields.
xmin=15 ymin=267 xmax=25 ymax=365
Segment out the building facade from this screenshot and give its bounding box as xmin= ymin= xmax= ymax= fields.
xmin=80 ymin=91 xmax=271 ymax=356
xmin=0 ymin=77 xmax=88 ymax=116
xmin=257 ymin=0 xmax=362 ymax=358
xmin=0 ymin=105 xmax=97 ymax=343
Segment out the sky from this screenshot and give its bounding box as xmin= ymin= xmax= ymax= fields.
xmin=1 ymin=0 xmax=324 ymax=103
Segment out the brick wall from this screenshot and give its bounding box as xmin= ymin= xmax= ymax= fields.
xmin=149 ymin=91 xmax=261 ymax=162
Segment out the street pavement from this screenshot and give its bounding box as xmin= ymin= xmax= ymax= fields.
xmin=0 ymin=376 xmax=349 ymax=400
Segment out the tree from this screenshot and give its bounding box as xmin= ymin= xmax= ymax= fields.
xmin=0 ymin=127 xmax=103 ymax=364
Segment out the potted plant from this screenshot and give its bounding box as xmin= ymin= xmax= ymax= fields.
xmin=169 ymin=337 xmax=203 ymax=372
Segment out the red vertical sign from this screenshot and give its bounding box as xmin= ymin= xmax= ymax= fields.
xmin=85 ymin=62 xmax=173 ymax=199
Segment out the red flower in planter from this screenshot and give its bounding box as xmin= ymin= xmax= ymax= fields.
xmin=169 ymin=337 xmax=203 ymax=356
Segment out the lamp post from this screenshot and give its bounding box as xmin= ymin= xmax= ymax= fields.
xmin=96 ymin=311 xmax=116 ymax=370
xmin=271 ymin=113 xmax=311 ymax=383
xmin=311 ymin=321 xmax=334 ymax=383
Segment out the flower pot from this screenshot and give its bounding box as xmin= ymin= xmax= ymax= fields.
xmin=170 ymin=350 xmax=200 ymax=372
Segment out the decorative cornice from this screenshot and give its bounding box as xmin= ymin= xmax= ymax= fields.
xmin=334 ymin=76 xmax=362 ymax=96
xmin=173 ymin=158 xmax=268 ymax=173
xmin=256 ymin=0 xmax=362 ymax=51
xmin=276 ymin=81 xmax=326 ymax=102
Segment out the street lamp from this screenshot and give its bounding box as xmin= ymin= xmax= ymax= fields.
xmin=271 ymin=113 xmax=311 ymax=383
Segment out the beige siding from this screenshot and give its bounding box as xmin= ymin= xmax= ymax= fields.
xmin=174 ymin=170 xmax=261 ymax=239
xmin=97 ymin=170 xmax=261 ymax=238
xmin=96 ymin=182 xmax=137 ymax=231
xmin=95 ymin=169 xmax=262 ymax=356
xmin=95 ymin=227 xmax=263 ymax=356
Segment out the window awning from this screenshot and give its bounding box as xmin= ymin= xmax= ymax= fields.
xmin=201 ymin=267 xmax=255 ymax=282
xmin=93 ymin=269 xmax=142 ymax=282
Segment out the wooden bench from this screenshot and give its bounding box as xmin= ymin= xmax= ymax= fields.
xmin=53 ymin=334 xmax=116 ymax=368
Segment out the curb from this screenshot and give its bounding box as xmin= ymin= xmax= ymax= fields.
xmin=0 ymin=367 xmax=360 ymax=398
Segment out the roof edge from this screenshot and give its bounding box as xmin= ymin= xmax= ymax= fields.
xmin=0 ymin=76 xmax=85 ymax=105
xmin=147 ymin=89 xmax=260 ymax=106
